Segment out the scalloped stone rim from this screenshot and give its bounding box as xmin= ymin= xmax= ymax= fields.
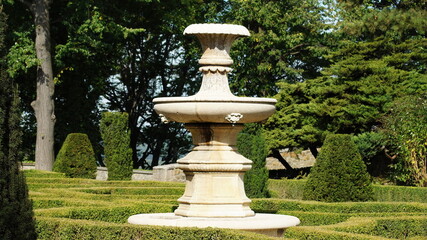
xmin=184 ymin=23 xmax=250 ymax=36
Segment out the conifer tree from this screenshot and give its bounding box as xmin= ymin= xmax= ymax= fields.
xmin=0 ymin=9 xmax=36 ymax=240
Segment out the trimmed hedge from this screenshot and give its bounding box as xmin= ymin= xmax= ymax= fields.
xmin=269 ymin=179 xmax=305 ymax=199
xmin=372 ymin=185 xmax=427 ymax=203
xmin=334 ymin=216 xmax=427 ymax=239
xmin=63 ymin=204 xmax=175 ymax=223
xmin=285 ymin=216 xmax=427 ymax=239
xmin=53 ymin=133 xmax=97 ymax=179
xmin=24 ymin=170 xmax=65 ymax=178
xmin=100 ymin=112 xmax=133 ymax=180
xmin=268 ymin=179 xmax=427 ymax=203
xmin=252 ymin=199 xmax=427 ymax=214
xmin=285 ymin=226 xmax=383 ymax=240
xmin=277 ymin=211 xmax=350 ymax=226
xmin=25 ymin=170 xmax=427 ymax=240
xmin=36 ymin=217 xmax=273 ymax=240
xmin=304 ymin=134 xmax=373 ymax=202
xmin=79 ymin=187 xmax=184 ymax=196
xmin=237 ymin=127 xmax=270 ymax=198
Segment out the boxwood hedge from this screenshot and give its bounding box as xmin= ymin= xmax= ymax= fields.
xmin=26 ymin=170 xmax=427 ymax=240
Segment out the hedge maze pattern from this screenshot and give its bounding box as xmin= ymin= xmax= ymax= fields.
xmin=27 ymin=170 xmax=427 ymax=240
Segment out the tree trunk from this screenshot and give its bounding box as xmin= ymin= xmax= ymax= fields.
xmin=32 ymin=0 xmax=55 ymax=171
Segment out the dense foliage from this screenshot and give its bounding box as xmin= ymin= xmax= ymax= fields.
xmin=263 ymin=1 xmax=426 ymax=184
xmin=352 ymin=132 xmax=389 ymax=178
xmin=237 ymin=124 xmax=269 ymax=198
xmin=53 ymin=133 xmax=97 ymax=179
xmin=228 ymin=0 xmax=334 ymax=97
xmin=100 ymin=112 xmax=133 ymax=180
xmin=381 ymin=95 xmax=427 ymax=186
xmin=0 ymin=10 xmax=36 ymax=240
xmin=304 ymin=134 xmax=373 ymax=202
xmin=3 ymin=0 xmax=426 ymax=184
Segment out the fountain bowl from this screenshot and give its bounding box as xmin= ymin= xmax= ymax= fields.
xmin=153 ymin=96 xmax=276 ymax=123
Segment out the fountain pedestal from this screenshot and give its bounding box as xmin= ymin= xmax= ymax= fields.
xmin=175 ymin=123 xmax=254 ymax=218
xmin=128 ymin=23 xmax=300 ymax=237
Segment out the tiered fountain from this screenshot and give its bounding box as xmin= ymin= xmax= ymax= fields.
xmin=128 ymin=23 xmax=300 ymax=237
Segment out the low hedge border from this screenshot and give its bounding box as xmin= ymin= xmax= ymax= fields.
xmin=268 ymin=179 xmax=427 ymax=203
xmin=78 ymin=187 xmax=184 ymax=195
xmin=27 ymin=177 xmax=184 ymax=188
xmin=251 ymin=199 xmax=427 ymax=214
xmin=285 ymin=216 xmax=427 ymax=239
xmin=276 ymin=211 xmax=350 ymax=226
xmin=333 ymin=216 xmax=427 ymax=239
xmin=284 ymin=226 xmax=388 ymax=240
xmin=35 ymin=203 xmax=176 ymax=222
xmin=36 ymin=217 xmax=274 ymax=240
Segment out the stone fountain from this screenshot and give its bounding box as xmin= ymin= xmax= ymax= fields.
xmin=128 ymin=23 xmax=300 ymax=237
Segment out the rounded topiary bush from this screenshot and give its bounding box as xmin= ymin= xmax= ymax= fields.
xmin=303 ymin=134 xmax=373 ymax=202
xmin=100 ymin=112 xmax=133 ymax=181
xmin=53 ymin=133 xmax=97 ymax=179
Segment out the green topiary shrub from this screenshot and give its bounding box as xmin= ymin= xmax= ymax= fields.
xmin=237 ymin=124 xmax=270 ymax=198
xmin=303 ymin=134 xmax=373 ymax=202
xmin=100 ymin=112 xmax=133 ymax=180
xmin=53 ymin=133 xmax=97 ymax=179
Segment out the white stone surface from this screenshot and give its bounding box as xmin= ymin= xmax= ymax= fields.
xmin=184 ymin=24 xmax=250 ymax=36
xmin=96 ymin=167 xmax=154 ymax=181
xmin=128 ymin=213 xmax=300 ymax=237
xmin=154 ymin=23 xmax=275 ymax=124
xmin=153 ymin=163 xmax=185 ymax=182
xmin=154 ymin=98 xmax=276 ymax=124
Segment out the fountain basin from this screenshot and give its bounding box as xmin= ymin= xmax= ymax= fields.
xmin=153 ymin=96 xmax=276 ymax=123
xmin=128 ymin=213 xmax=300 ymax=237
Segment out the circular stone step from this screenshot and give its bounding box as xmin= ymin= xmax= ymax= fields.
xmin=128 ymin=213 xmax=300 ymax=237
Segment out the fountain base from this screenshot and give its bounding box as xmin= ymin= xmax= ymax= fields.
xmin=128 ymin=213 xmax=300 ymax=237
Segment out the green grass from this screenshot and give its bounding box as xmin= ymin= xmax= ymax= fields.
xmin=26 ymin=170 xmax=427 ymax=239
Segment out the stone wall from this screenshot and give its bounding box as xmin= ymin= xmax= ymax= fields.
xmin=22 ymin=163 xmax=185 ymax=182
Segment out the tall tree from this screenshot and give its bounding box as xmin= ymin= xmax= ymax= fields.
xmin=14 ymin=0 xmax=55 ymax=170
xmin=264 ymin=0 xmax=427 ymax=157
xmin=228 ymin=0 xmax=335 ymax=97
xmin=0 ymin=8 xmax=36 ymax=239
xmin=100 ymin=0 xmax=213 ymax=168
xmin=5 ymin=0 xmax=135 ymax=164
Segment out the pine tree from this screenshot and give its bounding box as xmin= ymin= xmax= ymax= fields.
xmin=0 ymin=9 xmax=36 ymax=240
xmin=303 ymin=134 xmax=373 ymax=202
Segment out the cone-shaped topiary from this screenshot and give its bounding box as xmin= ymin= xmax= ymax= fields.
xmin=53 ymin=133 xmax=97 ymax=179
xmin=303 ymin=134 xmax=373 ymax=202
xmin=100 ymin=112 xmax=133 ymax=180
